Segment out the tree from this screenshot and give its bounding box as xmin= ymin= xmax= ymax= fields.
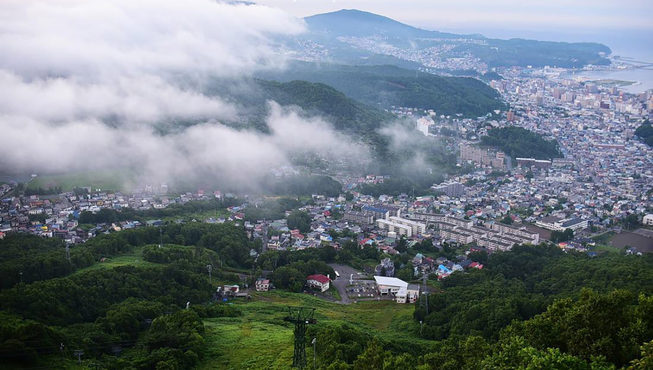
xmin=396 ymin=266 xmax=413 ymax=282
xmin=353 ymin=339 xmax=386 ymax=370
xmin=628 ymin=340 xmax=653 ymax=369
xmin=624 ymin=214 xmax=640 ymax=230
xmin=396 ymin=236 xmax=408 ymax=253
xmin=287 ymin=211 xmax=312 ymax=234
xmin=551 ymin=228 xmax=574 ymax=243
xmin=500 ymin=214 xmax=513 ymax=225
xmin=481 ymin=336 xmax=610 ymax=369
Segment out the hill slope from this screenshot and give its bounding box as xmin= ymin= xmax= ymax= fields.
xmin=257 ymin=63 xmax=506 ymax=117
xmin=296 ymin=9 xmax=611 ymax=69
xmin=305 ymin=8 xmax=466 ymax=40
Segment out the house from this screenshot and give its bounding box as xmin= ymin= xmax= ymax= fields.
xmin=374 ymin=258 xmax=395 ymax=277
xmin=396 ymin=284 xmax=420 ymax=304
xmin=469 ymin=262 xmax=484 ymax=269
xmin=306 ymin=274 xmax=330 ymax=292
xmin=255 ymin=278 xmax=270 ymax=292
xmin=643 ymin=214 xmax=653 ymax=226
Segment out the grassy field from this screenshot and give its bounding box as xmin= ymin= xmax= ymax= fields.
xmin=28 ymin=170 xmax=133 ymax=192
xmin=199 ymin=291 xmax=425 ymax=369
xmin=161 ymin=209 xmax=231 ymax=223
xmin=72 ymin=245 xmax=159 ymax=275
xmin=593 ymin=244 xmax=622 ymax=254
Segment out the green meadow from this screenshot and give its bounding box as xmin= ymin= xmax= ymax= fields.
xmin=199 ymin=291 xmax=424 ymax=369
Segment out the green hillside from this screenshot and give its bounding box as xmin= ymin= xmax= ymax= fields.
xmin=635 ymin=119 xmax=653 ymax=147
xmin=257 ymin=79 xmax=394 ymax=133
xmin=481 ymin=126 xmax=563 ymax=159
xmin=258 ymin=63 xmax=507 ymax=117
xmin=1 ymin=226 xmax=651 ymax=369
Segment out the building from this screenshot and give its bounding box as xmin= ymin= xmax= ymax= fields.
xmin=489 ymin=222 xmax=540 ymax=244
xmin=643 ymin=214 xmax=653 ymax=226
xmin=374 ymin=276 xmax=408 ymax=296
xmin=460 ymin=143 xmax=505 ymax=169
xmin=515 ymin=158 xmax=552 ymax=169
xmin=361 ymin=205 xmax=391 ymax=221
xmin=306 ymin=274 xmax=330 ymax=292
xmin=344 ymin=211 xmax=374 ymax=225
xmin=376 ymin=219 xmax=412 ymax=237
xmin=387 ymin=216 xmax=427 ymax=235
xmin=416 ymin=116 xmax=433 ymax=136
xmin=396 ymin=284 xmax=420 ymax=304
xmin=431 ymin=181 xmax=465 ymax=197
xmin=255 ymin=278 xmax=270 ymax=292
xmin=375 ymin=258 xmax=395 ymax=277
xmin=506 ymin=110 xmax=516 ymax=121
xmin=536 ymin=216 xmax=588 ymax=232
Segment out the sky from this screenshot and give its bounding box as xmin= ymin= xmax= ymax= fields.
xmin=257 ymin=0 xmax=653 ymax=58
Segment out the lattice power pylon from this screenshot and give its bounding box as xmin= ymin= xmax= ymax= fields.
xmin=285 ymin=307 xmax=317 ymax=368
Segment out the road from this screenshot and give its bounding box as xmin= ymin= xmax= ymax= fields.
xmin=328 ymin=263 xmax=367 ymax=304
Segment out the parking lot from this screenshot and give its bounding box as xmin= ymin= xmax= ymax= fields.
xmin=345 ymin=280 xmax=378 ymax=299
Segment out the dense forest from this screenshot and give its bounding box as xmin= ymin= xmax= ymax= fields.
xmin=0 ymin=222 xmax=255 ymax=368
xmin=0 ymin=223 xmax=253 ymax=290
xmin=258 ymin=63 xmax=507 ymax=118
xmin=1 ymin=227 xmax=652 ymax=368
xmin=481 ymin=126 xmax=563 ymax=159
xmin=298 ymin=245 xmax=653 ymax=369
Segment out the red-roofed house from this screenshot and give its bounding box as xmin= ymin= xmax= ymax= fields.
xmin=469 ymin=262 xmax=484 ymax=269
xmin=306 ymin=274 xmax=330 ymax=292
xmin=255 ymin=278 xmax=270 ymax=292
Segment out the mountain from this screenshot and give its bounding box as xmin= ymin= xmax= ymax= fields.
xmin=256 ymin=79 xmax=394 ymax=133
xmin=257 ymin=62 xmax=506 ymax=117
xmin=304 ymin=8 xmax=468 ymax=41
xmin=294 ymin=9 xmax=611 ymax=69
xmin=205 ymin=78 xmax=394 ymax=136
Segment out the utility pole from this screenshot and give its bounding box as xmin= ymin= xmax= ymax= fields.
xmin=421 ymin=273 xmax=429 ymax=315
xmin=158 ymin=227 xmax=163 ymax=248
xmin=73 ymin=349 xmax=84 ymax=365
xmin=312 ymin=337 xmax=317 ymax=370
xmin=65 ymin=245 xmax=70 ymax=263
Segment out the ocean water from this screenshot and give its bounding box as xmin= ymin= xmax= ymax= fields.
xmin=569 ymin=68 xmax=653 ymax=94
xmin=465 ymin=28 xmax=653 ymax=94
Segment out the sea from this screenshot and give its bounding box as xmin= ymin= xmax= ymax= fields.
xmin=567 ymin=67 xmax=653 ymax=94
xmin=448 ymin=27 xmax=653 ymax=94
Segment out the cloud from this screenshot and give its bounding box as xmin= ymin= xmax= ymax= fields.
xmin=0 ymin=0 xmax=305 ymax=80
xmin=0 ymin=71 xmax=238 ymax=123
xmin=0 ymin=102 xmax=370 ymax=190
xmin=0 ymin=0 xmax=368 ymax=190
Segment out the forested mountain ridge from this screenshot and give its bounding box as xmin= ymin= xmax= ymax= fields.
xmin=297 ymin=9 xmax=611 ymax=68
xmin=257 ymin=63 xmax=507 ymax=117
